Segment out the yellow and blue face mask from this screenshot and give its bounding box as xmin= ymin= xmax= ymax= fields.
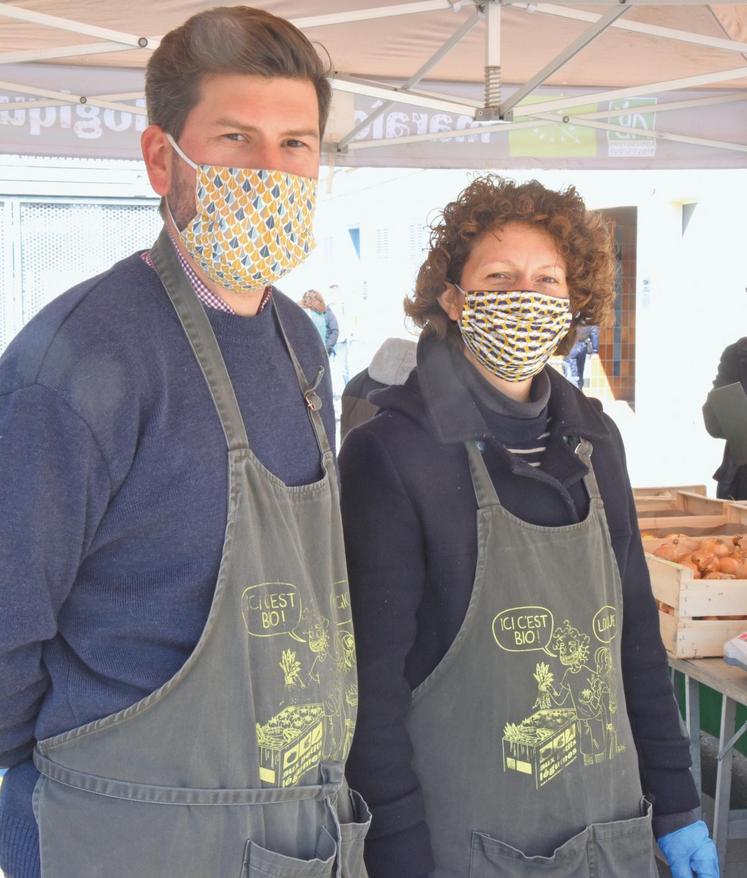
xmin=456 ymin=286 xmax=573 ymax=382
xmin=167 ymin=134 xmax=317 ymax=292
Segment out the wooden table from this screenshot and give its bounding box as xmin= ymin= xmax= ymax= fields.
xmin=668 ymin=656 xmax=747 ymax=872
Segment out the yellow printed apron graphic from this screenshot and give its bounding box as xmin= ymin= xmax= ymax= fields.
xmin=494 ymin=606 xmax=623 ymax=789
xmin=256 ymin=704 xmax=325 ymax=787
xmin=241 ymin=582 xmax=303 ymax=639
xmin=242 ymin=580 xmax=357 ymax=786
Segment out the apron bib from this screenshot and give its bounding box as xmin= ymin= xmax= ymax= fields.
xmin=406 ymin=440 xmax=657 ymax=878
xmin=32 ymin=229 xmax=370 ymax=878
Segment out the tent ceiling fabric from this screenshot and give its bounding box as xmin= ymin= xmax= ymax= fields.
xmin=1 ymin=1 xmax=747 ymax=86
xmin=0 ymin=1 xmax=746 ymax=167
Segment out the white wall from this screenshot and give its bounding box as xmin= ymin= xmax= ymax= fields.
xmin=2 ymin=154 xmax=747 ymax=493
xmin=282 ymin=166 xmax=747 ymax=492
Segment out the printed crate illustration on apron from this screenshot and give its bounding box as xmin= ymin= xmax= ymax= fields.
xmin=243 ymin=577 xmax=359 ymax=789
xmin=499 ymin=605 xmax=625 ymax=790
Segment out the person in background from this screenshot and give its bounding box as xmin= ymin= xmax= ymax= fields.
xmin=563 ymin=323 xmax=599 ymax=390
xmin=0 ymin=8 xmax=368 ymax=878
xmin=328 ymin=282 xmax=353 ymax=388
xmin=703 ymin=336 xmax=747 ymax=499
xmin=340 ymin=338 xmax=417 ymax=442
xmin=340 ymin=176 xmax=717 ymax=878
xmin=300 ymin=288 xmax=339 ymax=356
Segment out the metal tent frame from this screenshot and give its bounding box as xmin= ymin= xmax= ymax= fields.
xmin=0 ymin=0 xmax=746 ymax=163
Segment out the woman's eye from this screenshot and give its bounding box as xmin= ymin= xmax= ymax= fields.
xmin=539 ymin=276 xmax=559 ymax=284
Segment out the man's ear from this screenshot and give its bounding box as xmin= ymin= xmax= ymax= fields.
xmin=437 ymin=283 xmax=464 ymax=322
xmin=141 ymin=125 xmax=172 ymax=197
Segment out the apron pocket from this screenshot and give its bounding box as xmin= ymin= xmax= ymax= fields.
xmin=589 ymin=800 xmax=657 ymax=878
xmin=242 ymin=834 xmax=336 ymax=878
xmin=469 ymin=826 xmax=591 ymax=877
xmin=337 ymin=788 xmax=371 ymax=877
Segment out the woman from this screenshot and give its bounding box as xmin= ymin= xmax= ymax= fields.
xmin=300 ymin=289 xmax=339 ymax=356
xmin=340 ymin=177 xmax=717 ymax=878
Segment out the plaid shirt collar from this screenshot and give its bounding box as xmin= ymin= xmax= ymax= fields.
xmin=141 ymin=232 xmax=272 ymax=315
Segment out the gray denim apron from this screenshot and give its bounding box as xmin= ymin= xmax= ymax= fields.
xmin=32 ymin=229 xmax=370 ymax=878
xmin=406 ymin=439 xmax=657 ymax=877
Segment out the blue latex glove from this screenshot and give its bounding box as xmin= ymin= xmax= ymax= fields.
xmin=658 ymin=820 xmax=719 ymax=877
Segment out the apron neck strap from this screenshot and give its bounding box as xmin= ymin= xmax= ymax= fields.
xmin=574 ymin=438 xmax=601 ymax=501
xmin=151 ymin=228 xmax=332 ymax=460
xmin=151 ymin=228 xmax=250 ymax=451
xmin=465 ymin=440 xmax=501 ymax=508
xmin=466 ymin=437 xmax=601 ymax=510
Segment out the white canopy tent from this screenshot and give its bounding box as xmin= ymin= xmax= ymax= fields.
xmin=0 ymin=0 xmax=746 ymax=168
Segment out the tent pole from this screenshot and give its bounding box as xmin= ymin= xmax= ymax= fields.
xmin=567 ymin=92 xmax=747 ymax=120
xmin=508 ymin=66 xmax=747 ymax=118
xmin=331 ymin=74 xmax=478 ymax=115
xmin=0 ymin=80 xmax=146 ymax=115
xmin=0 ymin=92 xmax=145 ymax=111
xmin=0 ymin=43 xmax=140 ymax=66
xmin=521 ymin=3 xmax=747 ymax=55
xmin=337 ymin=9 xmax=482 ymax=150
xmin=345 ymin=112 xmax=747 ymax=155
xmin=499 ymin=4 xmax=630 ymax=116
xmin=478 ymin=0 xmax=502 ymax=120
xmin=0 ymin=4 xmax=154 ymax=49
xmin=292 ymin=1 xmax=453 ymax=29
xmin=535 ymin=112 xmax=747 ymax=154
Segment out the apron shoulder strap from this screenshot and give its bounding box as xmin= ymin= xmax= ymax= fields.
xmin=465 ymin=440 xmax=501 ymax=509
xmin=150 ymin=228 xmax=250 ymax=452
xmin=572 ymin=437 xmax=602 ymax=502
xmin=272 ymin=294 xmax=333 ymax=461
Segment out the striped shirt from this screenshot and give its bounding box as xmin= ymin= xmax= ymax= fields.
xmin=140 ymin=235 xmax=272 ymax=314
xmin=453 ymin=349 xmax=552 ymax=471
xmin=504 ymin=421 xmax=551 ymax=468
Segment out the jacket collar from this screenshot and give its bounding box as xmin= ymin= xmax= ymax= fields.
xmin=416 ymin=334 xmax=610 ymax=446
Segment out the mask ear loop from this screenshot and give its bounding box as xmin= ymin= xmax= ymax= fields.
xmin=165 ymin=132 xmax=199 ymax=171
xmin=163 ymin=133 xmax=200 ymax=232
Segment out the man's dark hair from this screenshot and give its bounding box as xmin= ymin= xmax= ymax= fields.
xmin=145 ymin=6 xmax=332 ymax=138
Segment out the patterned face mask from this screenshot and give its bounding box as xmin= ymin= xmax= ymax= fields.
xmin=167 ymin=134 xmax=317 ymax=291
xmin=456 ymin=286 xmax=573 ymax=382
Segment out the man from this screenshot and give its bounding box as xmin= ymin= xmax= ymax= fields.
xmin=703 ymin=336 xmax=747 ymax=499
xmin=0 ymin=8 xmax=368 ymax=877
xmin=340 ymin=338 xmax=417 ymax=442
xmin=562 ymin=324 xmax=599 ymax=391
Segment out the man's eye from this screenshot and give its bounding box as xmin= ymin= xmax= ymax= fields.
xmin=224 ymin=133 xmax=246 ymax=142
xmin=285 ymin=139 xmax=308 ymax=149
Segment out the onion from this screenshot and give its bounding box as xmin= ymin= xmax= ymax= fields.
xmin=691 ymin=551 xmax=720 ymax=575
xmin=654 ymin=544 xmax=677 ymax=561
xmin=678 ymin=555 xmax=701 ymax=578
xmin=718 ymin=556 xmax=740 ymax=575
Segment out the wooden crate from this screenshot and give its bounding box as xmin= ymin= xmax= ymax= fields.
xmin=644 ymin=536 xmax=747 ymax=658
xmin=637 ymin=491 xmax=747 ymax=535
xmin=633 ymin=485 xmax=706 ymax=513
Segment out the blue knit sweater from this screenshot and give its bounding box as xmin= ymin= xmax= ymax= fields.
xmin=0 ymin=252 xmax=334 ymax=878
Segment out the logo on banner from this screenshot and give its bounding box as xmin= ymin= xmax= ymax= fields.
xmin=606 ymin=98 xmax=657 ymax=158
xmin=509 ymin=97 xmax=598 ymax=158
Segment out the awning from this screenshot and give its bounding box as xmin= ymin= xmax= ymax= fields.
xmin=0 ymin=0 xmax=746 ymax=168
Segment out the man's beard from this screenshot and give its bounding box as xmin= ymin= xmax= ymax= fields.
xmin=166 ymin=164 xmax=197 ymax=231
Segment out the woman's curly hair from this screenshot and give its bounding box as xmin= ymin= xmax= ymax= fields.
xmin=405 ymin=176 xmax=616 ymax=356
